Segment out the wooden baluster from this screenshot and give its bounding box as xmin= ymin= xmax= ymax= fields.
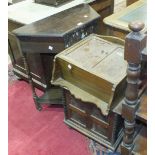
xmin=121 ymin=21 xmax=146 ymax=154
xmin=16 ymin=38 xmax=42 ymax=111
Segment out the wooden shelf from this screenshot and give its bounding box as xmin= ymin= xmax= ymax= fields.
xmin=112 ymin=89 xmax=147 ymax=124
xmin=36 ymin=88 xmax=62 ymax=104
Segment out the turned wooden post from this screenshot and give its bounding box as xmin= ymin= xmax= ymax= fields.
xmin=121 ymin=21 xmax=146 ymax=155
xmin=16 ymin=38 xmax=42 ymax=111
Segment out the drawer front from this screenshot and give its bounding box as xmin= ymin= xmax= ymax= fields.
xmin=64 ymin=22 xmax=99 ymax=48
xmin=20 ymin=41 xmax=65 ymax=54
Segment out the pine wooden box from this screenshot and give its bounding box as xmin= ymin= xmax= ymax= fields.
xmin=51 ymin=34 xmax=127 ymax=150
xmin=51 ymin=34 xmax=127 ymax=115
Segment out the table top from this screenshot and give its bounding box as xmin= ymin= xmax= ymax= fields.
xmin=103 ymin=0 xmax=147 ymax=32
xmin=8 ymin=0 xmax=95 ymax=25
xmin=13 ymin=4 xmax=100 ymax=37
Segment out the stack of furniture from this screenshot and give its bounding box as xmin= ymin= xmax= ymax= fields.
xmin=51 ymin=21 xmax=147 ymax=154
xmin=51 ymin=34 xmax=126 ymax=151
xmin=8 ymin=0 xmax=147 ymax=154
xmin=13 ymin=3 xmax=101 ymax=110
xmin=9 ymin=0 xmax=115 ymax=91
xmin=9 ymin=0 xmax=96 ymax=90
xmin=9 ymin=0 xmax=115 ymax=110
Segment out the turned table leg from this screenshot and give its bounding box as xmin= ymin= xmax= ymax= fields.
xmin=16 ymin=38 xmax=42 ymax=111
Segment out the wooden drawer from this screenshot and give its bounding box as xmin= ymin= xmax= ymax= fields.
xmin=19 ymin=40 xmax=65 ymax=54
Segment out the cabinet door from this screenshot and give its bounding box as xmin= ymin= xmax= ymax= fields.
xmin=9 ymin=33 xmax=27 ymax=75
xmin=8 ymin=20 xmax=26 ymax=78
xmin=8 ymin=20 xmax=49 ymax=90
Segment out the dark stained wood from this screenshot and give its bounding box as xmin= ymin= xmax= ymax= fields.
xmin=9 ymin=0 xmax=115 ymax=89
xmin=127 ymin=0 xmax=139 ymax=6
xmin=12 ymin=4 xmax=100 ymax=110
xmin=8 ymin=20 xmax=49 ymax=90
xmin=8 ymin=21 xmax=28 ymax=82
xmin=121 ymin=22 xmax=147 ymax=155
xmin=112 ymin=88 xmax=147 ymax=125
xmin=10 ymin=4 xmax=100 ymax=89
xmin=35 ymin=0 xmax=71 ymax=6
xmin=13 ymin=4 xmax=100 ymax=40
xmin=90 ymin=0 xmax=114 ymax=18
xmin=63 ymin=89 xmax=124 ymax=151
xmin=89 ymin=0 xmax=114 ymax=35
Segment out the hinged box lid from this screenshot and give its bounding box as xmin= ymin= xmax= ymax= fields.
xmin=51 ymin=34 xmax=127 ymax=115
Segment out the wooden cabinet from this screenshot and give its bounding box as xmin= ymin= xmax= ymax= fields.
xmin=12 ymin=4 xmax=100 ymax=90
xmin=51 ymin=34 xmax=127 ymax=150
xmin=9 ymin=20 xmax=48 ymax=89
xmin=8 ymin=21 xmax=26 ymax=78
xmin=63 ymin=89 xmax=124 ymax=151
